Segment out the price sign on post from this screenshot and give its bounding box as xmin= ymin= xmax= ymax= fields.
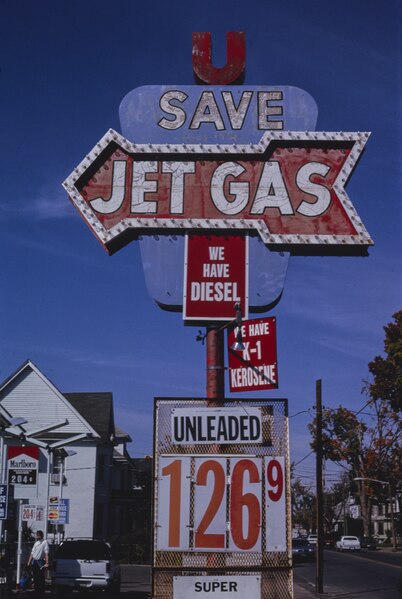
xmin=154 ymin=398 xmax=290 ymax=598
xmin=228 ymin=317 xmax=278 ymax=392
xmin=22 ymin=505 xmax=44 ymax=524
xmin=7 ymin=447 xmax=39 ymax=486
xmin=156 ymin=455 xmax=286 ymax=552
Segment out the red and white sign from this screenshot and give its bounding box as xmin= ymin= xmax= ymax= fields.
xmin=7 ymin=446 xmax=39 ymax=486
xmin=183 ymin=235 xmax=248 ymax=321
xmin=22 ymin=505 xmax=44 ymax=523
xmin=156 ymin=455 xmax=286 ymax=553
xmin=63 ymin=130 xmax=372 ymax=256
xmin=228 ymin=317 xmax=278 ymax=392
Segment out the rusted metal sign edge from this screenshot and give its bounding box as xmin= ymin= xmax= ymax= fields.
xmin=63 ymin=129 xmax=373 ymax=256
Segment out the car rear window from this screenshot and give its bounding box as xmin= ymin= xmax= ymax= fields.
xmin=55 ymin=541 xmax=111 ymax=560
xmin=293 ymin=540 xmax=310 ymax=547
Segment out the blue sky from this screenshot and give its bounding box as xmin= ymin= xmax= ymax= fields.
xmin=0 ymin=0 xmax=400 ymax=487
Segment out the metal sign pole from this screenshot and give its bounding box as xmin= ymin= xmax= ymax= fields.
xmin=206 ymin=326 xmax=225 ymax=401
xmin=16 ymin=499 xmax=23 ymax=589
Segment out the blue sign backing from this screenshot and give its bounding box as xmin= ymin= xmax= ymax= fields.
xmin=119 ymin=85 xmax=318 ymax=144
xmin=119 ymin=84 xmax=318 ymax=312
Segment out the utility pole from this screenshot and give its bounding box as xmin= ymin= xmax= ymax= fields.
xmin=315 ymin=379 xmax=324 ymax=593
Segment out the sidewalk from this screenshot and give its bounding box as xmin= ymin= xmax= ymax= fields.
xmin=294 ymin=581 xmax=318 ymax=598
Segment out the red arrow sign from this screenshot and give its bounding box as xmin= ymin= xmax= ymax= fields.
xmin=63 ymin=130 xmax=372 ymax=255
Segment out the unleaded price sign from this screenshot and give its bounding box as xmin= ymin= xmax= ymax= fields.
xmin=156 ymin=455 xmax=286 ymax=553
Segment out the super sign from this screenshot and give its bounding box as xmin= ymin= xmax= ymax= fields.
xmin=63 ymin=129 xmax=372 ymax=256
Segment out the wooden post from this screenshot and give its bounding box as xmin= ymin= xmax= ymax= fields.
xmin=316 ymin=379 xmax=324 ymax=593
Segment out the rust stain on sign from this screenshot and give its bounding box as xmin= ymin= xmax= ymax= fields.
xmin=192 ymin=32 xmax=246 ymax=85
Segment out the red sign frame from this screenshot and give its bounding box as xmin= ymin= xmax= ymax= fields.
xmin=183 ymin=235 xmax=248 ymax=322
xmin=63 ymin=130 xmax=372 ymax=256
xmin=228 ymin=316 xmax=278 ymax=392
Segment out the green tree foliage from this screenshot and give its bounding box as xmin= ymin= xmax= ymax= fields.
xmin=291 ymin=474 xmax=316 ymax=534
xmin=367 ymin=311 xmax=402 ymax=412
xmin=308 ymin=312 xmax=402 ymax=535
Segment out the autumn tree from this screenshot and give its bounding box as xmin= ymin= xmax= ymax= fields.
xmin=309 ymin=312 xmax=402 ymax=536
xmin=291 ymin=475 xmax=316 ymax=534
xmin=367 ymin=310 xmax=402 ymax=413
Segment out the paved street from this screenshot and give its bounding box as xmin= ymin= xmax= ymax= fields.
xmin=23 ymin=551 xmax=400 ymax=598
xmin=120 ymin=564 xmax=150 ymax=597
xmin=293 ymin=548 xmax=402 ymax=598
xmin=121 ymin=553 xmax=402 ymax=598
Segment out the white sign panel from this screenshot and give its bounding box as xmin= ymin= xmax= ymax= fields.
xmin=157 ymin=457 xmax=191 ymax=551
xmin=22 ymin=505 xmax=44 ymax=524
xmin=194 ymin=458 xmax=227 ymax=550
xmin=173 ymin=574 xmax=261 ymax=599
xmin=156 ymin=455 xmax=285 ymax=553
xmin=265 ymin=457 xmax=287 ymax=551
xmin=228 ymin=458 xmax=262 ymax=552
xmin=171 ymin=407 xmax=262 ymax=445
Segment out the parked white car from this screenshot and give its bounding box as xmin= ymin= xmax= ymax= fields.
xmin=335 ymin=535 xmax=361 ymax=551
xmin=52 ymin=539 xmax=120 ymax=596
xmin=307 ymin=534 xmax=317 ymax=545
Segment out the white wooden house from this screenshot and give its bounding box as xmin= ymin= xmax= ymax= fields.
xmin=0 ymin=360 xmax=134 ymax=541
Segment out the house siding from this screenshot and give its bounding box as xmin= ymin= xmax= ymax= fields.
xmin=0 ymin=368 xmax=93 ymax=435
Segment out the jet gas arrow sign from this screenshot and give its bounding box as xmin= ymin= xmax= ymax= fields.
xmin=63 ymin=129 xmax=372 ymax=256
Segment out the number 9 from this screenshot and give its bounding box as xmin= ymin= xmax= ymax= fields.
xmin=267 ymin=459 xmax=283 ymax=502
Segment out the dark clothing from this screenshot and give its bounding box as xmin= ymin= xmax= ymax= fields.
xmin=31 ymin=558 xmax=46 ymax=595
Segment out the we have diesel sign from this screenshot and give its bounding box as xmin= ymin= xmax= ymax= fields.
xmin=184 ymin=235 xmax=248 ymax=321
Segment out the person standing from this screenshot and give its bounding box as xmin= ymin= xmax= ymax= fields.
xmin=27 ymin=530 xmax=49 ymax=596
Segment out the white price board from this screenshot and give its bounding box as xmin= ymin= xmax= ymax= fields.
xmin=157 ymin=457 xmax=191 ymax=551
xmin=194 ymin=457 xmax=227 ymax=550
xmin=173 ymin=575 xmax=261 ymax=599
xmin=22 ymin=505 xmax=44 ymax=524
xmin=228 ymin=458 xmax=262 ymax=552
xmin=156 ymin=455 xmax=285 ymax=552
xmin=266 ymin=456 xmax=286 ymax=551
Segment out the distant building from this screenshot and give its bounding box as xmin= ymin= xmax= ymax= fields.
xmin=0 ymin=360 xmax=135 ymax=541
xmin=333 ymin=495 xmax=400 ymax=540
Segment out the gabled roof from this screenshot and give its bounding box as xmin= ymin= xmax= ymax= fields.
xmin=114 ymin=425 xmax=132 ymax=442
xmin=0 ymin=360 xmax=99 ymax=439
xmin=64 ymin=393 xmax=115 ymax=442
